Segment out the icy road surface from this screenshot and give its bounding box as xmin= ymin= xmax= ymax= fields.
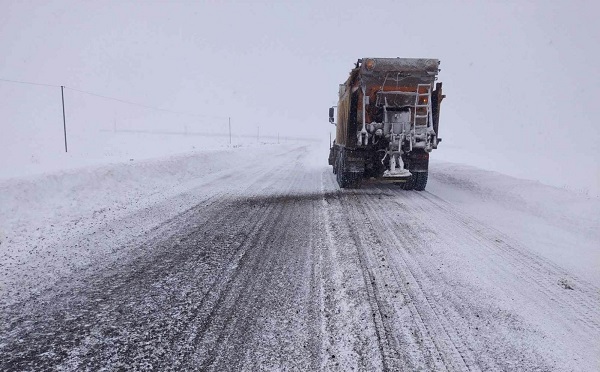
xmin=1 ymin=144 xmax=599 ymax=371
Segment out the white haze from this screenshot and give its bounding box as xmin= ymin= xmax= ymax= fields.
xmin=1 ymin=0 xmax=598 ymax=195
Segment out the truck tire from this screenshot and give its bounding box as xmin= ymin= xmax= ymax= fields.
xmin=330 ymin=147 xmax=337 ymax=174
xmin=335 ymin=150 xmax=362 ymax=188
xmin=401 ymin=175 xmax=415 ymax=190
xmin=346 ymin=172 xmax=361 ymax=188
xmin=338 ymin=173 xmax=350 ymax=188
xmin=336 ymin=156 xmax=348 ymax=188
xmin=414 ymin=171 xmax=428 ymax=191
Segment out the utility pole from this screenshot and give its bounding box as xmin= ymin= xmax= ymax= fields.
xmin=61 ymin=86 xmax=68 ymax=152
xmin=228 ymin=117 xmax=231 ymax=144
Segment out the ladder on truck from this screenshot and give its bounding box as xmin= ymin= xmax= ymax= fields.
xmin=413 ymin=84 xmax=432 ymax=130
xmin=411 ymin=84 xmax=435 ymax=150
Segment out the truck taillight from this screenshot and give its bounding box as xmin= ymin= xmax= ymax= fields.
xmin=413 ymin=153 xmax=429 ymax=160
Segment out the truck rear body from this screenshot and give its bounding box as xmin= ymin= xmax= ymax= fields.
xmin=329 ymin=58 xmax=445 ymax=190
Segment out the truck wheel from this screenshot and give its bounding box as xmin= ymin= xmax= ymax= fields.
xmin=331 ymin=149 xmax=337 ymax=174
xmin=401 ymin=174 xmax=415 ymax=190
xmin=338 ymin=173 xmax=349 ymax=188
xmin=336 ymin=157 xmax=348 ymax=188
xmin=414 ymin=171 xmax=428 ymax=191
xmin=346 ymin=172 xmax=362 ymax=188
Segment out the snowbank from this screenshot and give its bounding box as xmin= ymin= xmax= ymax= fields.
xmin=428 ymin=160 xmax=600 ymax=284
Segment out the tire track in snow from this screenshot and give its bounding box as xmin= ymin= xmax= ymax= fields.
xmin=321 ymin=172 xmax=453 ymax=371
xmin=340 ymin=188 xmax=461 ymax=371
xmin=357 ymin=188 xmax=484 ymax=371
xmin=318 ymin=174 xmax=388 ymax=371
xmin=190 ymin=172 xmax=307 ymax=370
xmin=332 ymin=196 xmax=395 ymax=371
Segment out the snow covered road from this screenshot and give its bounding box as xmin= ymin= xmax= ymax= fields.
xmin=1 ymin=144 xmax=599 ymax=371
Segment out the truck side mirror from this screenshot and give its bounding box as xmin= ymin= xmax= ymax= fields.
xmin=329 ymin=107 xmax=335 ymax=123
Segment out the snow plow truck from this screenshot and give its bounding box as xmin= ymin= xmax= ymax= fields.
xmin=328 ymin=58 xmax=445 ymax=190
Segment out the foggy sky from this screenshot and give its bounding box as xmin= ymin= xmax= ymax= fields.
xmin=1 ymin=0 xmax=599 ymax=194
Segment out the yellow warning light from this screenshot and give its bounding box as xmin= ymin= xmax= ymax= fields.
xmin=365 ymin=59 xmax=375 ymax=70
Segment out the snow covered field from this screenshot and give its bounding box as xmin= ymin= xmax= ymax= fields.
xmin=1 ymin=143 xmax=598 ymax=371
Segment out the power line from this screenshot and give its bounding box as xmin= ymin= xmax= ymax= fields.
xmin=0 ymin=77 xmax=227 ymax=120
xmin=64 ymin=86 xmax=225 ymax=119
xmin=0 ymin=77 xmax=60 ymax=88
xmin=1 ymin=76 xmax=240 ymax=154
